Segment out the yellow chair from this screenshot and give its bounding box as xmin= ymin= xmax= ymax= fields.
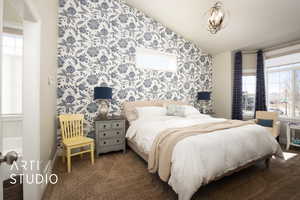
xmin=255 ymin=111 xmax=280 ymax=138
xmin=59 ymin=114 xmax=94 ymax=173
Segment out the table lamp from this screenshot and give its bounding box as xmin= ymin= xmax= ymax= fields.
xmin=94 ymin=87 xmax=112 ymax=119
xmin=197 ymin=91 xmax=211 ymax=114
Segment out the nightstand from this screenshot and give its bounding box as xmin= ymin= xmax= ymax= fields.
xmin=286 ymin=123 xmax=300 ymax=150
xmin=95 ymin=116 xmax=126 ymax=156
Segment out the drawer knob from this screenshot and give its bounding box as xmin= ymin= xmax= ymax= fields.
xmin=116 ymin=124 xmax=119 ymax=127
xmin=117 ymin=140 xmax=119 ymax=142
xmin=117 ymin=132 xmax=119 ymax=134
xmin=103 ymin=125 xmax=106 ymax=128
xmin=104 ymin=141 xmax=106 ymax=144
xmin=103 ymin=133 xmax=106 ymax=136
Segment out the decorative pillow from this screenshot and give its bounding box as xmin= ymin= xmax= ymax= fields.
xmin=166 ymin=104 xmax=185 ymax=117
xmin=257 ymin=119 xmax=273 ymax=127
xmin=136 ymin=106 xmax=167 ymax=119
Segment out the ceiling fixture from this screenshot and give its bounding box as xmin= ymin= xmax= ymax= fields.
xmin=204 ymin=1 xmax=229 ymax=34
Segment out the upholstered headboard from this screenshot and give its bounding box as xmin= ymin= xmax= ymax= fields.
xmin=122 ymin=100 xmax=188 ymax=122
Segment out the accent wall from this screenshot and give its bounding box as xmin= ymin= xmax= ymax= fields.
xmin=57 ymin=0 xmax=212 ymax=137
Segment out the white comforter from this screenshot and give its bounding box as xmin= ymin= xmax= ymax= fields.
xmin=126 ymin=114 xmax=283 ymax=200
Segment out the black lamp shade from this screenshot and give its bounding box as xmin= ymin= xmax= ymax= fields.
xmin=94 ymin=87 xmax=112 ymax=100
xmin=197 ymin=92 xmax=211 ymax=101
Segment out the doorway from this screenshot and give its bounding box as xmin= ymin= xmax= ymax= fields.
xmin=0 ymin=0 xmax=42 ymax=199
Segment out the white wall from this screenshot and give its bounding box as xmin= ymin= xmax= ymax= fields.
xmin=30 ymin=0 xmax=58 ymax=172
xmin=212 ymin=51 xmax=233 ymax=119
xmin=23 ymin=19 xmax=41 ymax=200
xmin=243 ymin=53 xmax=256 ymax=70
xmin=3 ymin=0 xmax=23 ymax=28
xmin=22 ymin=0 xmax=58 ymax=198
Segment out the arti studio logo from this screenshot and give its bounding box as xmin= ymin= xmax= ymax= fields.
xmin=9 ymin=160 xmax=58 ymax=185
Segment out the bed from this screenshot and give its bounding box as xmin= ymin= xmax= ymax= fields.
xmin=123 ymin=100 xmax=283 ymax=200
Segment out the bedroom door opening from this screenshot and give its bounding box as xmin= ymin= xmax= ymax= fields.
xmin=0 ymin=0 xmax=24 ymax=199
xmin=1 ymin=0 xmax=42 ymax=199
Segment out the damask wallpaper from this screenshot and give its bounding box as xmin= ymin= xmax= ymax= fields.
xmin=57 ymin=0 xmax=212 ymax=137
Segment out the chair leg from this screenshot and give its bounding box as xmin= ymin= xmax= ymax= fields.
xmin=80 ymin=147 xmax=83 ymax=160
xmin=67 ymin=147 xmax=71 ymax=173
xmin=62 ymin=146 xmax=66 ymax=163
xmin=90 ymin=143 xmax=94 ymax=165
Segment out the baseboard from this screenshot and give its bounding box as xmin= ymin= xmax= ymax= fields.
xmin=40 ymin=149 xmax=58 ymax=196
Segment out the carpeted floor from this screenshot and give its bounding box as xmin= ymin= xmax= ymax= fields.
xmin=43 ymin=148 xmax=300 ymax=200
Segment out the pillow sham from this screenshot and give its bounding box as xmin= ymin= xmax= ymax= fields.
xmin=166 ymin=104 xmax=176 ymax=116
xmin=166 ymin=104 xmax=185 ymax=117
xmin=136 ymin=106 xmax=167 ymax=119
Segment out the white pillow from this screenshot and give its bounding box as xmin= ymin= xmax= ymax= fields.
xmin=136 ymin=106 xmax=167 ymax=119
xmin=183 ymin=105 xmax=200 ymax=116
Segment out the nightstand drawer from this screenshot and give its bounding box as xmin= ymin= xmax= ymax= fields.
xmin=99 ymin=138 xmax=124 ymax=146
xmin=97 ymin=144 xmax=125 ymax=154
xmin=111 ymin=120 xmax=124 ymax=129
xmin=97 ymin=122 xmax=111 ymax=130
xmin=99 ymin=129 xmax=124 ymax=138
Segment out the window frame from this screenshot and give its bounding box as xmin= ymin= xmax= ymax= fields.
xmin=265 ymin=64 xmax=300 ymax=120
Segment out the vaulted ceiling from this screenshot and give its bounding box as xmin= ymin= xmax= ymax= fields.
xmin=125 ymin=0 xmax=300 ymax=55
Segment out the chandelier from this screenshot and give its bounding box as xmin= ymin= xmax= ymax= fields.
xmin=204 ymin=1 xmax=229 ymax=34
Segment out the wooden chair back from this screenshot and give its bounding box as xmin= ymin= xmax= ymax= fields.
xmin=59 ymin=114 xmax=84 ymax=140
xmin=256 ymin=111 xmax=279 ymax=126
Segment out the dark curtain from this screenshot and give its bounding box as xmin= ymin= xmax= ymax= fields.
xmin=255 ymin=50 xmax=267 ymax=115
xmin=232 ymin=51 xmax=243 ymax=120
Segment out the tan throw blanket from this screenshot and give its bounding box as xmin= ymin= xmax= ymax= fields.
xmin=148 ymin=120 xmax=255 ymax=181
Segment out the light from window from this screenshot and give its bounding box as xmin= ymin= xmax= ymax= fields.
xmin=136 ymin=47 xmax=177 ymax=72
xmin=295 ymin=70 xmax=300 ymax=117
xmin=242 ymin=75 xmax=256 ymax=117
xmin=266 ymin=52 xmax=300 ymax=118
xmin=267 ymin=71 xmax=292 ymax=117
xmin=1 ymin=33 xmax=23 ymax=114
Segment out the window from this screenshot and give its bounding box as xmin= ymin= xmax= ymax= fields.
xmin=1 ymin=33 xmax=23 ymax=114
xmin=295 ymin=70 xmax=300 ymax=116
xmin=242 ymin=75 xmax=256 ymax=117
xmin=136 ymin=47 xmax=177 ymax=72
xmin=266 ymin=52 xmax=300 ymax=118
xmin=267 ymin=70 xmax=292 ymax=117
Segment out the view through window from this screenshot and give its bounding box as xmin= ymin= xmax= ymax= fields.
xmin=136 ymin=47 xmax=177 ymax=72
xmin=265 ymin=52 xmax=300 ymax=118
xmin=267 ymin=70 xmax=292 ymax=117
xmin=1 ymin=33 xmax=23 ymax=114
xmin=242 ymin=75 xmax=256 ymax=117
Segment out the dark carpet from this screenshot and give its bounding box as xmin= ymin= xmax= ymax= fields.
xmin=43 ymin=148 xmax=300 ymax=200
